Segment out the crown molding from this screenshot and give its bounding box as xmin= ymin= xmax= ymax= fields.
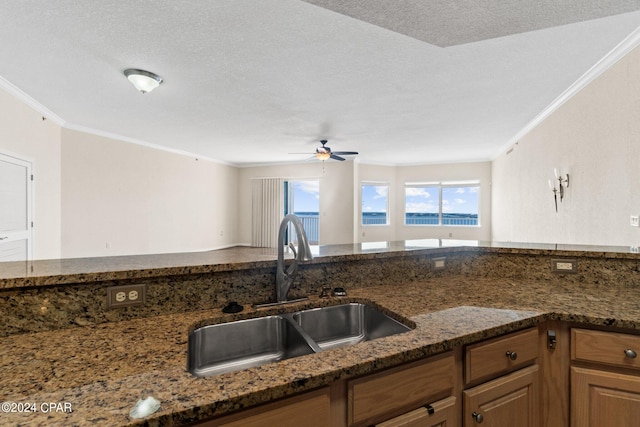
xmin=492 ymin=25 xmax=640 ymax=160
xmin=62 ymin=123 xmax=233 ymax=165
xmin=0 ymin=75 xmax=66 ymax=125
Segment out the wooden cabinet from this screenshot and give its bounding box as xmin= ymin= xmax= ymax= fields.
xmin=347 ymin=352 xmax=456 ymax=427
xmin=192 ymin=324 xmax=640 ymax=427
xmin=464 ymin=364 xmax=539 ymax=427
xmin=571 ymin=328 xmax=640 ymax=427
xmin=376 ymin=396 xmax=457 ymax=427
xmin=198 ymin=387 xmax=331 ymax=427
xmin=463 ymin=328 xmax=540 ymax=427
xmin=465 ymin=328 xmax=539 ymax=385
xmin=571 ymin=366 xmax=640 ymax=427
xmin=572 ymin=328 xmax=640 ymax=370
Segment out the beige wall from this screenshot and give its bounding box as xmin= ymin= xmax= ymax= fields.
xmin=0 ymin=88 xmax=62 ymax=259
xmin=492 ymin=45 xmax=640 ymax=246
xmin=238 ymin=160 xmax=491 ymax=245
xmin=61 ymin=129 xmax=239 ymax=258
xmin=238 ymin=161 xmax=356 ymax=246
xmin=8 ymin=40 xmax=638 ymax=256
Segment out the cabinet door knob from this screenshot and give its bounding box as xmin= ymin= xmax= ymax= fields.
xmin=624 ymin=349 xmax=637 ymax=359
xmin=506 ymin=351 xmax=518 ymax=361
xmin=472 ymin=411 xmax=484 ymax=423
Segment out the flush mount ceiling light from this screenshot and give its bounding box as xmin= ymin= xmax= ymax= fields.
xmin=123 ymin=69 xmax=163 ymax=94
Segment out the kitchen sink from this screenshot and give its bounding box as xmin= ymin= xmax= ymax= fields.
xmin=187 ymin=315 xmax=316 ymax=377
xmin=291 ymin=303 xmax=413 ymax=351
xmin=188 ymin=303 xmax=413 ymax=377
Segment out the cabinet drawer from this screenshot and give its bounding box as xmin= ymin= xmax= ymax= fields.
xmin=203 ymin=387 xmax=330 ymax=427
xmin=348 ymin=353 xmax=454 ymax=427
xmin=465 ymin=328 xmax=538 ymax=384
xmin=376 ymin=396 xmax=456 ymax=427
xmin=572 ymin=328 xmax=640 ymax=369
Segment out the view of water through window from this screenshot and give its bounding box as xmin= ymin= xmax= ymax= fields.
xmin=287 ymin=180 xmax=320 ymax=243
xmin=362 ymin=184 xmax=389 ymax=225
xmin=405 ymin=184 xmax=479 ymax=226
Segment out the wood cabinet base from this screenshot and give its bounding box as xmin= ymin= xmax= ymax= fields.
xmin=571 ymin=366 xmax=640 ymax=427
xmin=463 ymin=364 xmax=539 ymax=427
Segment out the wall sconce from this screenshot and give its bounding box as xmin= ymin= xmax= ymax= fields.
xmin=548 ymin=168 xmax=570 ymax=212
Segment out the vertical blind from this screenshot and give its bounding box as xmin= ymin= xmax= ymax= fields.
xmin=251 ymin=178 xmax=284 ymax=248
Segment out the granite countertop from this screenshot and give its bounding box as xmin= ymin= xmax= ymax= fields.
xmin=2 ymin=240 xmax=639 ymax=289
xmin=2 ymin=275 xmax=639 ymax=426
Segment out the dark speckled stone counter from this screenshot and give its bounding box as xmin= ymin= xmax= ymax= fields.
xmin=2 ymin=240 xmax=639 ymax=289
xmin=2 ymin=274 xmax=640 ymax=426
xmin=2 ymin=242 xmax=640 ymax=426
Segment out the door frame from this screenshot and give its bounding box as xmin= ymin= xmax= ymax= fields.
xmin=0 ymin=151 xmax=33 ymax=260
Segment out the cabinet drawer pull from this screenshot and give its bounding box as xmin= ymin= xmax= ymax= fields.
xmin=506 ymin=351 xmax=518 ymax=361
xmin=472 ymin=411 xmax=484 ymax=423
xmin=624 ymin=349 xmax=637 ymax=359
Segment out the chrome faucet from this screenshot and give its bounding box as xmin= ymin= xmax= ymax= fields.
xmin=276 ymin=214 xmax=313 ymax=303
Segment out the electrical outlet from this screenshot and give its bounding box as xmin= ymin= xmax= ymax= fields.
xmin=552 ymin=259 xmax=577 ymax=273
xmin=432 ymin=257 xmax=446 ymax=270
xmin=631 ymin=215 xmax=639 ymax=227
xmin=107 ymin=284 xmax=146 ymax=309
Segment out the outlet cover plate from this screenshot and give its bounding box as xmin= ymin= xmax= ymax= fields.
xmin=107 ymin=284 xmax=146 ymax=309
xmin=551 ymin=259 xmax=577 ymax=274
xmin=432 ymin=257 xmax=446 ymax=270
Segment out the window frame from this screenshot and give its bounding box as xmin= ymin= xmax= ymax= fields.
xmin=403 ymin=181 xmax=480 ymax=227
xmin=284 ymin=179 xmax=320 ymax=244
xmin=361 ymin=182 xmax=390 ymax=227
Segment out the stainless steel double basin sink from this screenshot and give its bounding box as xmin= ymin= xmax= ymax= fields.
xmin=188 ymin=303 xmax=413 ymax=377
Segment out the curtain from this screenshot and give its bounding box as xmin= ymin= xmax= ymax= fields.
xmin=251 ymin=178 xmax=284 ymax=248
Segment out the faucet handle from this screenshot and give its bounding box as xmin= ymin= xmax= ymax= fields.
xmin=319 ymin=286 xmax=331 ymax=298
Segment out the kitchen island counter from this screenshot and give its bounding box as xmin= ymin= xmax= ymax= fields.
xmin=2 ymin=273 xmax=638 ymax=426
xmin=2 ymin=240 xmax=638 ymax=289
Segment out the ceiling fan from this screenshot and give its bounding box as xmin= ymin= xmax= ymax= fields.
xmin=292 ymin=140 xmax=359 ymax=161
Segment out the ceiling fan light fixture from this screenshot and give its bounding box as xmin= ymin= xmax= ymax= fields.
xmin=124 ymin=68 xmax=163 ymax=93
xmin=316 ymin=150 xmax=331 ymax=161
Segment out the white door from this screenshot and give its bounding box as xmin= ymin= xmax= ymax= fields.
xmin=0 ymin=153 xmax=32 ymax=261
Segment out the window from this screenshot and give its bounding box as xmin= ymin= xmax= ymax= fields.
xmin=442 ymin=185 xmax=479 ymax=225
xmin=361 ymin=183 xmax=389 ymax=225
xmin=284 ymin=180 xmax=320 ymax=244
xmin=405 ymin=184 xmax=439 ymax=225
xmin=404 ymin=182 xmax=479 ymax=226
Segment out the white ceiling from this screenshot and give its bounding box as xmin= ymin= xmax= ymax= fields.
xmin=1 ymin=1 xmax=639 ymax=166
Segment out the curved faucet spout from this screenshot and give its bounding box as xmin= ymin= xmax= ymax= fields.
xmin=276 ymin=214 xmax=313 ymax=303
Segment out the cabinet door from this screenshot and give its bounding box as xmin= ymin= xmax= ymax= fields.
xmin=571 ymin=366 xmax=640 ymax=427
xmin=464 ymin=365 xmax=539 ymax=427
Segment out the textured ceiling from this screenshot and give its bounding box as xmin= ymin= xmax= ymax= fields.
xmin=302 ymin=0 xmax=640 ymax=46
xmin=0 ymin=1 xmax=639 ymax=166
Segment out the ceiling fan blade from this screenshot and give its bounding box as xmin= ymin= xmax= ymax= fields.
xmin=330 ymin=154 xmax=346 ymax=161
xmin=331 ymin=151 xmax=358 ymax=155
